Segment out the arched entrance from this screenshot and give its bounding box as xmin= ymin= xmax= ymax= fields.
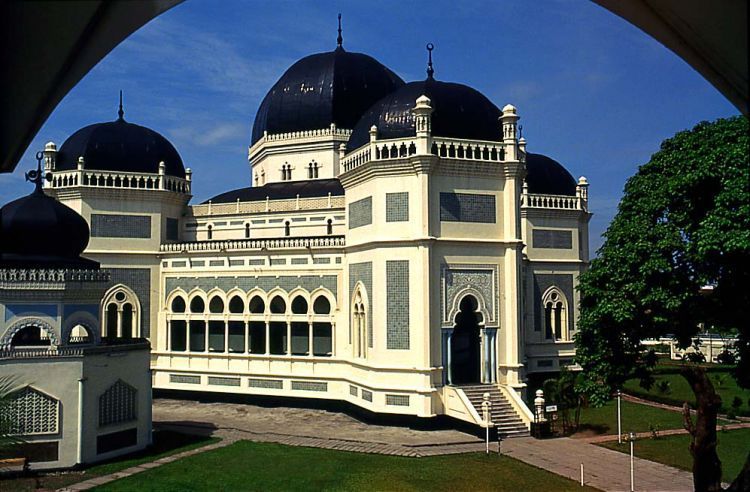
xmin=450 ymin=295 xmax=482 ymax=385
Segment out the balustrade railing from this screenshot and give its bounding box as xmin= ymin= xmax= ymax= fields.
xmin=160 ymin=235 xmax=345 ymax=253
xmin=191 ymin=195 xmax=344 ymax=216
xmin=522 ymin=193 xmax=584 ymax=210
xmin=48 ymin=169 xmax=190 ymax=194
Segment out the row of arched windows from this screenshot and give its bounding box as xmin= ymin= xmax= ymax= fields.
xmin=167 ymin=290 xmax=335 ymax=357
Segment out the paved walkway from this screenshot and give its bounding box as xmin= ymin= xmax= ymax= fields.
xmin=503 ymin=437 xmax=694 ymax=491
xmin=59 ymin=398 xmax=702 ymax=491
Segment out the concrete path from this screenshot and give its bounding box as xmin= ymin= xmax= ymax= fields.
xmin=503 ymin=436 xmax=694 ymax=492
xmin=580 ymin=422 xmax=750 ymax=444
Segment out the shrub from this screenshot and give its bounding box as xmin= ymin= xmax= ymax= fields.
xmin=656 ymin=380 xmax=672 ymax=395
xmin=716 ymin=350 xmax=736 ymax=365
xmin=732 ymin=396 xmax=742 ymax=410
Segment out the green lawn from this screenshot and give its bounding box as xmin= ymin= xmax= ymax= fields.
xmin=624 ymin=367 xmax=750 ymax=416
xmin=95 ymin=440 xmax=597 ymax=492
xmin=0 ymin=431 xmax=217 ymax=492
xmin=575 ymin=399 xmax=687 ymax=436
xmin=600 ymin=428 xmax=750 ymax=483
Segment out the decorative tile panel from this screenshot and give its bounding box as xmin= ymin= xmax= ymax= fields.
xmin=386 ymin=260 xmax=409 ymax=349
xmin=248 ymin=378 xmax=283 ymax=389
xmin=385 ymin=394 xmax=410 ymax=406
xmin=361 ymin=389 xmax=373 ymax=402
xmin=440 ymin=264 xmax=499 ymax=327
xmin=166 ymin=218 xmax=179 ymax=241
xmin=108 ymin=268 xmax=151 ymax=337
xmin=532 ymin=229 xmax=573 ymax=249
xmin=348 ymin=196 xmax=372 ymax=229
xmin=439 ymin=192 xmax=496 ymax=223
xmin=91 ymin=214 xmax=151 ymax=238
xmin=99 ymin=380 xmax=137 ymax=427
xmin=166 ymin=275 xmax=338 ymax=298
xmin=170 ymin=374 xmax=201 ymax=384
xmin=5 ymin=387 xmax=59 ymax=435
xmin=290 ymin=381 xmax=327 ymax=392
xmin=349 ymin=385 xmax=358 ymax=397
xmin=313 ymin=257 xmax=331 ymax=264
xmin=385 ymin=192 xmax=409 ymax=222
xmin=291 ymin=258 xmax=308 ymax=265
xmin=208 ymin=376 xmax=241 ymax=387
xmin=533 ymin=273 xmax=574 ymax=333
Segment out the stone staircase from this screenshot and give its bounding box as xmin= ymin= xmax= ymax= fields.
xmin=460 ymin=385 xmax=530 ymax=438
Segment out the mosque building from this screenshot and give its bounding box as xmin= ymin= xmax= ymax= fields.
xmin=38 ymin=27 xmax=591 ymax=435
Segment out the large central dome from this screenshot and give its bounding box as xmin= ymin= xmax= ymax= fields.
xmin=251 ymin=47 xmax=404 ymax=144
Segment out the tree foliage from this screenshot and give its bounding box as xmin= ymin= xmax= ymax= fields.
xmin=575 ymin=116 xmax=749 ymax=403
xmin=574 ymin=116 xmax=749 ymax=490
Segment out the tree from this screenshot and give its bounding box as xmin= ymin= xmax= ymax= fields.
xmin=575 ymin=116 xmax=749 ymax=491
xmin=542 ymin=367 xmax=585 ymax=434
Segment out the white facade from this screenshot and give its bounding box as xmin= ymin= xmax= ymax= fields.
xmin=40 ymin=52 xmax=591 ymax=433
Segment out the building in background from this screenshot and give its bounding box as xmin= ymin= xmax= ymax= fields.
xmin=40 ymin=35 xmax=591 ymax=435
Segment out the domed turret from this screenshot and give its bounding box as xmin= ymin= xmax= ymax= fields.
xmin=251 ymin=25 xmax=404 ymax=144
xmin=525 ymin=153 xmax=577 ymax=196
xmin=55 ymin=95 xmax=185 ymax=178
xmin=0 ymin=154 xmax=96 ymax=268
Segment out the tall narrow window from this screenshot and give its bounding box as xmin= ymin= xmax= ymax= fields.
xmin=245 ymin=223 xmax=250 ymax=238
xmin=327 ymin=219 xmax=333 ymax=235
xmin=308 ymin=163 xmax=313 ymax=179
xmin=285 ymin=221 xmax=290 ymax=236
xmin=207 ymin=225 xmax=213 ymax=240
xmin=542 ymin=288 xmax=568 ymax=341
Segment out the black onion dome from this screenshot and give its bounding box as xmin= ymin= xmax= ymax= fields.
xmin=525 ymin=153 xmax=577 ymax=196
xmin=251 ymin=48 xmax=404 ymax=144
xmin=348 ymin=78 xmax=503 ymax=151
xmin=56 ymin=118 xmax=185 ymax=178
xmin=0 ymin=187 xmax=97 ymax=268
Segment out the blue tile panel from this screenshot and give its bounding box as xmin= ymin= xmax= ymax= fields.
xmin=349 ymin=262 xmax=373 ymax=347
xmin=385 ymin=394 xmax=410 ymax=406
xmin=291 ymin=381 xmax=327 ymax=392
xmin=248 ymin=378 xmax=283 ymax=389
xmin=532 ymin=229 xmax=573 ymax=249
xmin=386 ymin=260 xmax=410 ymax=349
xmin=348 ymin=196 xmax=372 ymax=229
xmin=385 ymin=192 xmax=409 ymax=222
xmin=108 ymin=268 xmax=151 ymax=337
xmin=439 ymin=192 xmax=496 ymax=223
xmin=5 ymin=304 xmax=57 ymax=321
xmin=91 ymin=214 xmax=151 ymax=238
xmin=165 ymin=275 xmax=338 ymax=299
xmin=533 ymin=273 xmax=574 ymax=333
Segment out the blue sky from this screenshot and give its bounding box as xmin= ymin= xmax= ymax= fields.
xmin=2 ymin=0 xmax=738 ymax=252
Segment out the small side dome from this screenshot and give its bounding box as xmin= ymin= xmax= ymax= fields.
xmin=348 ymin=78 xmax=503 ymax=151
xmin=525 ymin=153 xmax=577 ymax=196
xmin=0 ymin=179 xmax=95 ymax=268
xmin=55 ymin=103 xmax=185 ymax=178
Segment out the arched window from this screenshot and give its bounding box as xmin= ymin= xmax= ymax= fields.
xmin=308 ymin=162 xmax=314 ymax=179
xmin=171 ymin=296 xmax=186 ymax=313
xmin=11 ymin=325 xmax=52 ymax=347
xmin=229 ymin=295 xmax=244 ymax=314
xmin=285 ymin=221 xmax=291 ymax=237
xmin=190 ymin=296 xmax=205 ymax=313
xmin=352 ymin=287 xmax=368 ymax=358
xmin=69 ymin=324 xmax=92 ymax=344
xmin=245 ymin=223 xmax=250 ymax=238
xmin=326 ymin=219 xmax=333 ymax=235
xmin=207 ymin=225 xmax=213 ymax=240
xmin=269 ymin=296 xmax=286 ymax=314
xmin=209 ymin=296 xmax=224 ymax=313
xmin=542 ymin=288 xmax=568 ymax=341
xmin=313 ymin=296 xmax=331 ymax=314
xmin=249 ymin=295 xmax=265 ymax=314
xmin=102 ymin=286 xmax=140 ymax=339
xmin=291 ymin=296 xmax=308 ymax=314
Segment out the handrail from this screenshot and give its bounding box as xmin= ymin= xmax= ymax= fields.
xmin=160 ymin=235 xmax=345 ymax=253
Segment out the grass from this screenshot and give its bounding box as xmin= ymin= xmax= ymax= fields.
xmin=95 ymin=440 xmax=597 ymax=492
xmin=0 ymin=430 xmax=217 ymax=492
xmin=573 ymin=399 xmax=687 ymax=436
xmin=600 ymin=428 xmax=750 ymax=483
xmin=623 ymin=366 xmax=750 ymax=416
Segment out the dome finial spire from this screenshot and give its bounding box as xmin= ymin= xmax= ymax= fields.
xmin=25 ymin=151 xmax=50 ymax=193
xmin=336 ymin=13 xmax=343 ymax=49
xmin=426 ymin=43 xmax=435 ymax=79
xmin=118 ymin=90 xmax=124 ymax=121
